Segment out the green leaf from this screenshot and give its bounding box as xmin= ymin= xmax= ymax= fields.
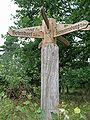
xmin=27 ymin=94 xmax=32 ymax=100
xmin=23 ymin=100 xmax=30 ymax=105
xmin=51 ymin=112 xmax=59 ymax=120
xmin=36 ymin=108 xmax=45 ymax=119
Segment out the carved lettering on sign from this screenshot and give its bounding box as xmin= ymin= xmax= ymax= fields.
xmin=56 ymin=24 xmax=90 ymax=31
xmin=8 ymin=26 xmax=44 ymax=38
xmin=17 ymin=26 xmax=42 ymax=32
xmin=55 ymin=20 xmax=89 ymax=37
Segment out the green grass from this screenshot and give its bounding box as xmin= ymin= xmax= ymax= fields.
xmin=60 ymin=94 xmax=90 ymax=120
xmin=0 ymin=94 xmax=90 ymax=120
xmin=0 ymin=97 xmax=39 ymax=120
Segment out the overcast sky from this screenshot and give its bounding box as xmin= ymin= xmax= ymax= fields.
xmin=0 ymin=0 xmax=18 ymax=45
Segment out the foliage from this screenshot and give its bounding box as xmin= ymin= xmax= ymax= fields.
xmin=35 ymin=108 xmax=45 ymax=120
xmin=1 ymin=0 xmax=88 ymax=95
xmin=0 ymin=94 xmax=90 ymax=120
xmin=0 ymin=35 xmax=41 ymax=98
xmin=0 ymin=1 xmax=90 ymax=119
xmin=60 ymin=66 xmax=90 ymax=94
xmin=0 ymin=92 xmax=39 ymax=120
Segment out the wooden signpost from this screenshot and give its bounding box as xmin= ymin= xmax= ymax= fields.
xmin=8 ymin=7 xmax=90 ymax=120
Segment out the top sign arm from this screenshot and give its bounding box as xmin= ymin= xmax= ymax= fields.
xmin=41 ymin=7 xmax=49 ymax=29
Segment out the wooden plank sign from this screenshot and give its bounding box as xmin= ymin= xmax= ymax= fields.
xmin=56 ymin=24 xmax=90 ymax=31
xmin=55 ymin=20 xmax=89 ymax=37
xmin=8 ymin=26 xmax=44 ymax=38
xmin=56 ymin=23 xmax=72 ymax=31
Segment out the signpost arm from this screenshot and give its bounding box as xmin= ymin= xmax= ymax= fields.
xmin=59 ymin=36 xmax=70 ymax=46
xmin=7 ymin=26 xmax=44 ymax=38
xmin=41 ymin=7 xmax=49 ymax=29
xmin=56 ymin=23 xmax=90 ymax=31
xmin=55 ymin=20 xmax=89 ymax=37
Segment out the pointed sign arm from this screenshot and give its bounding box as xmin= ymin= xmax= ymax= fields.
xmin=56 ymin=23 xmax=90 ymax=31
xmin=55 ymin=20 xmax=89 ymax=37
xmin=58 ymin=36 xmax=70 ymax=46
xmin=82 ymin=25 xmax=90 ymax=30
xmin=7 ymin=26 xmax=44 ymax=38
xmin=41 ymin=6 xmax=49 ymax=29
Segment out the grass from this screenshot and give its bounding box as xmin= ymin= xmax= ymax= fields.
xmin=0 ymin=93 xmax=90 ymax=120
xmin=60 ymin=94 xmax=90 ymax=120
xmin=0 ymin=96 xmax=39 ymax=120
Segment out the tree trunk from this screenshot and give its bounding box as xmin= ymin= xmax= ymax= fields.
xmin=41 ymin=43 xmax=59 ymax=120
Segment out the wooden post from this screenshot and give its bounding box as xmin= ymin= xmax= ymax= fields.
xmin=41 ymin=18 xmax=59 ymax=120
xmin=41 ymin=43 xmax=59 ymax=120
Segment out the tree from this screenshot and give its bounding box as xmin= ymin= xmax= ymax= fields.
xmin=0 ymin=0 xmax=90 ymax=97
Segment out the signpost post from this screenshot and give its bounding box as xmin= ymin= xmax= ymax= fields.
xmin=8 ymin=7 xmax=90 ymax=120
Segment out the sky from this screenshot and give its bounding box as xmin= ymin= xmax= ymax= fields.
xmin=0 ymin=0 xmax=18 ymax=46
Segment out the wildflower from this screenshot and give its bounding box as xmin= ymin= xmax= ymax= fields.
xmin=74 ymin=107 xmax=81 ymax=114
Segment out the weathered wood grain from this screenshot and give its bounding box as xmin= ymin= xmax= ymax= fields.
xmin=55 ymin=20 xmax=89 ymax=37
xmin=8 ymin=26 xmax=44 ymax=38
xmin=41 ymin=43 xmax=59 ymax=120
